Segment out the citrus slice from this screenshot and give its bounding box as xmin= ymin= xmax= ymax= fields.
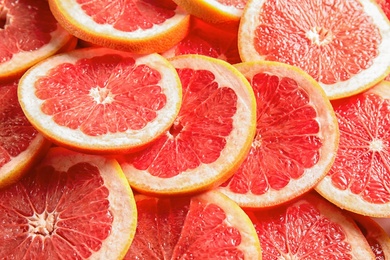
xmin=247 ymin=192 xmax=375 ymax=259
xmin=18 ymin=47 xmax=182 ymax=154
xmin=0 ymin=147 xmax=137 ymax=259
xmin=162 ymin=17 xmax=241 ymax=64
xmin=218 ymin=61 xmax=339 ymax=208
xmin=0 ymin=0 xmax=74 ymax=80
xmin=239 ymin=0 xmax=390 ymax=99
xmin=350 ymin=213 xmax=390 ymax=259
xmin=316 ymin=80 xmax=390 ymax=217
xmin=0 ymin=79 xmax=51 ymax=189
xmin=48 ymin=0 xmax=190 ymax=54
xmin=119 ymin=54 xmax=256 ymax=196
xmin=124 ymin=190 xmax=261 ymax=259
xmin=173 ymin=0 xmax=247 ymax=28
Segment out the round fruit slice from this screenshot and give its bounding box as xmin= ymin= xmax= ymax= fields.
xmin=239 ymin=0 xmax=390 ymax=99
xmin=172 ymin=0 xmax=247 ymax=28
xmin=247 ymin=192 xmax=375 ymax=259
xmin=0 ymin=0 xmax=74 ymax=80
xmin=124 ymin=190 xmax=261 ymax=259
xmin=0 ymin=147 xmax=137 ymax=259
xmin=162 ymin=17 xmax=241 ymax=64
xmin=0 ymin=79 xmax=51 ymax=189
xmin=316 ymin=81 xmax=390 ymax=217
xmin=119 ymin=54 xmax=256 ymax=195
xmin=18 ymin=47 xmax=182 ymax=154
xmin=48 ymin=0 xmax=190 ymax=54
xmin=350 ymin=213 xmax=390 ymax=259
xmin=218 ymin=61 xmax=339 ymax=208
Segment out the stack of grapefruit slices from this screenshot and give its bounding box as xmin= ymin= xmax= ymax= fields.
xmin=1 ymin=0 xmax=390 ymax=258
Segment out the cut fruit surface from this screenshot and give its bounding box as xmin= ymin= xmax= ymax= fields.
xmin=18 ymin=47 xmax=182 ymax=154
xmin=0 ymin=0 xmax=73 ymax=80
xmin=247 ymin=192 xmax=375 ymax=259
xmin=0 ymin=147 xmax=137 ymax=259
xmin=120 ymin=54 xmax=256 ymax=195
xmin=316 ymin=80 xmax=390 ymax=217
xmin=48 ymin=0 xmax=190 ymax=54
xmin=218 ymin=61 xmax=339 ymax=208
xmin=124 ymin=190 xmax=261 ymax=259
xmin=0 ymin=79 xmax=51 ymax=189
xmin=350 ymin=213 xmax=390 ymax=259
xmin=239 ymin=0 xmax=390 ymax=99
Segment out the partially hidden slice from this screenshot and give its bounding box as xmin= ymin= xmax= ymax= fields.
xmin=49 ymin=0 xmax=190 ymax=54
xmin=350 ymin=213 xmax=390 ymax=259
xmin=218 ymin=61 xmax=339 ymax=208
xmin=0 ymin=79 xmax=51 ymax=189
xmin=239 ymin=0 xmax=390 ymax=99
xmin=0 ymin=147 xmax=137 ymax=259
xmin=18 ymin=47 xmax=182 ymax=154
xmin=120 ymin=54 xmax=256 ymax=196
xmin=0 ymin=0 xmax=74 ymax=80
xmin=124 ymin=190 xmax=261 ymax=259
xmin=316 ymin=80 xmax=390 ymax=217
xmin=247 ymin=192 xmax=375 ymax=259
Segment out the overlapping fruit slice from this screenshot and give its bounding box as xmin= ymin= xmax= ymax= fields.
xmin=0 ymin=147 xmax=137 ymax=259
xmin=0 ymin=0 xmax=74 ymax=80
xmin=124 ymin=190 xmax=261 ymax=259
xmin=239 ymin=0 xmax=390 ymax=99
xmin=48 ymin=0 xmax=190 ymax=54
xmin=18 ymin=47 xmax=182 ymax=154
xmin=218 ymin=61 xmax=339 ymax=208
xmin=120 ymin=54 xmax=256 ymax=195
xmin=247 ymin=192 xmax=375 ymax=259
xmin=0 ymin=79 xmax=51 ymax=189
xmin=316 ymin=80 xmax=390 ymax=217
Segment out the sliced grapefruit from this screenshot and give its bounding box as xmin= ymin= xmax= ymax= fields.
xmin=0 ymin=147 xmax=137 ymax=259
xmin=18 ymin=47 xmax=182 ymax=154
xmin=316 ymin=80 xmax=390 ymax=217
xmin=239 ymin=0 xmax=390 ymax=99
xmin=0 ymin=79 xmax=51 ymax=189
xmin=162 ymin=17 xmax=241 ymax=64
xmin=124 ymin=190 xmax=261 ymax=259
xmin=48 ymin=0 xmax=190 ymax=54
xmin=350 ymin=213 xmax=390 ymax=259
xmin=0 ymin=0 xmax=74 ymax=80
xmin=119 ymin=54 xmax=256 ymax=196
xmin=247 ymin=192 xmax=375 ymax=259
xmin=218 ymin=61 xmax=339 ymax=208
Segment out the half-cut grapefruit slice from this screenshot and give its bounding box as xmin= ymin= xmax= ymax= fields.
xmin=119 ymin=54 xmax=256 ymax=196
xmin=124 ymin=190 xmax=261 ymax=259
xmin=18 ymin=47 xmax=182 ymax=154
xmin=0 ymin=147 xmax=137 ymax=259
xmin=239 ymin=0 xmax=390 ymax=99
xmin=218 ymin=61 xmax=339 ymax=208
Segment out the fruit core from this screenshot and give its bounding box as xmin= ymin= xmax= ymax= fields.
xmin=89 ymin=86 xmax=114 ymax=104
xmin=28 ymin=211 xmax=57 ymax=236
xmin=306 ymin=26 xmax=333 ymax=46
xmin=369 ymin=138 xmax=383 ymax=152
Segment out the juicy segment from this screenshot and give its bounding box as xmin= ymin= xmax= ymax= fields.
xmin=34 ymin=54 xmax=166 ymax=137
xmin=0 ymin=162 xmax=112 ymax=258
xmin=130 ymin=68 xmax=237 ymax=178
xmin=77 ymin=0 xmax=177 ymax=32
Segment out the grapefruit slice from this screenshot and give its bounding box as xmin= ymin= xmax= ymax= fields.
xmin=124 ymin=190 xmax=261 ymax=259
xmin=350 ymin=213 xmax=390 ymax=259
xmin=239 ymin=0 xmax=390 ymax=99
xmin=0 ymin=0 xmax=74 ymax=80
xmin=119 ymin=54 xmax=256 ymax=196
xmin=316 ymin=80 xmax=390 ymax=217
xmin=48 ymin=0 xmax=190 ymax=54
xmin=0 ymin=79 xmax=51 ymax=189
xmin=162 ymin=17 xmax=241 ymax=64
xmin=0 ymin=147 xmax=137 ymax=259
xmin=247 ymin=192 xmax=375 ymax=259
xmin=218 ymin=61 xmax=339 ymax=208
xmin=18 ymin=47 xmax=182 ymax=154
